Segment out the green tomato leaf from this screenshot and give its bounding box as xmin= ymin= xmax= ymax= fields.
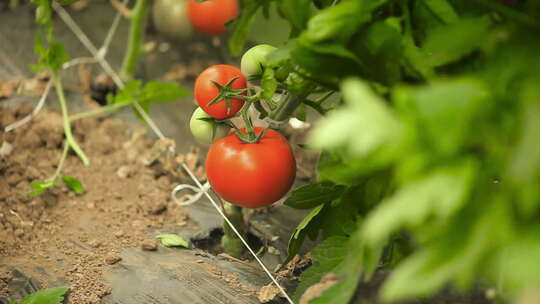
xmin=303 ymin=0 xmax=388 ymax=44
xmin=111 ymin=80 xmax=141 ymax=105
xmin=28 ymin=180 xmax=57 ymax=196
xmin=395 ymin=78 xmax=488 ymax=157
xmin=276 ymin=0 xmax=312 ymax=36
xmin=140 ymin=81 xmax=190 ymax=104
xmin=156 ymin=234 xmax=189 ymax=248
xmin=61 ymin=176 xmax=84 ymax=194
xmin=286 ymin=204 xmax=325 ymax=263
xmin=382 ymin=200 xmax=512 ymax=301
xmin=309 ymin=78 xmax=401 ymax=157
xmin=422 ymin=0 xmax=459 ymax=24
xmin=284 ymin=182 xmax=346 ymax=209
xmin=363 ymin=158 xmax=478 ymax=246
xmin=420 ymin=16 xmax=491 ymax=68
xmin=228 ymin=0 xmax=262 ymax=55
xmin=294 ymin=236 xmax=349 ymax=301
xmin=260 ymin=67 xmax=277 ymax=100
xmin=295 ymin=228 xmax=382 ymax=304
xmin=31 ymin=38 xmax=70 ymax=72
xmin=20 ymin=286 xmax=69 ymax=304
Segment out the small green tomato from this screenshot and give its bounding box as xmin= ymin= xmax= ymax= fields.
xmin=240 ymin=44 xmax=277 ymax=79
xmin=189 ymin=107 xmax=230 ymax=144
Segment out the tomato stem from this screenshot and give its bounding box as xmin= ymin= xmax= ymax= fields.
xmin=119 ymin=0 xmax=150 ymax=80
xmin=240 ymin=100 xmax=256 ymax=141
xmin=53 ymin=72 xmax=90 ymax=167
xmin=222 ymin=202 xmax=246 ymax=258
xmin=48 ymin=140 xmax=69 ymax=183
xmin=68 ymin=102 xmax=125 ymax=122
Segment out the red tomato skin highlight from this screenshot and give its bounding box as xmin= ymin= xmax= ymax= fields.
xmin=206 ymin=127 xmax=296 ymax=208
xmin=194 ymin=65 xmax=246 ymax=119
xmin=187 ymin=0 xmax=238 ymax=35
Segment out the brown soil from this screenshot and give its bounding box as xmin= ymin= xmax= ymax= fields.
xmin=0 ymin=106 xmax=196 ymax=303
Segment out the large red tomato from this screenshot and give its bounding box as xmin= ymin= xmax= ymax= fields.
xmin=187 ymin=0 xmax=238 ymax=35
xmin=194 ymin=64 xmax=247 ymax=119
xmin=206 ymin=127 xmax=296 ymax=208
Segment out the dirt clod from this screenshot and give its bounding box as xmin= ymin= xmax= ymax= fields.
xmin=257 ymin=283 xmax=281 ymax=303
xmin=141 ymin=239 xmax=158 ymax=251
xmin=105 ymin=254 xmax=122 ymax=265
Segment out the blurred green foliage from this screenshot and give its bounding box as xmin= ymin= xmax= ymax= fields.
xmin=231 ymin=0 xmax=540 ymax=302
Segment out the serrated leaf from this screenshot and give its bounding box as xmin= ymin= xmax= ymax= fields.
xmin=285 ymin=182 xmax=346 ymax=209
xmin=260 ymin=67 xmax=277 ymax=100
xmin=421 ymin=16 xmax=491 ymax=68
xmin=395 ymin=78 xmax=488 ymax=157
xmin=382 ymin=200 xmax=512 ymax=301
xmin=309 ymin=78 xmax=401 ymax=157
xmin=140 ymin=81 xmax=189 ymax=104
xmin=156 ymin=234 xmax=189 ymax=248
xmin=28 ymin=180 xmax=56 ymax=196
xmin=286 ymin=204 xmax=324 ymax=263
xmin=295 ymin=229 xmax=382 ymax=304
xmin=20 ymin=286 xmax=69 ymax=304
xmin=422 ymin=0 xmax=459 ymax=24
xmin=294 ymin=236 xmax=349 ymax=301
xmin=303 ymin=0 xmax=388 ymax=44
xmin=112 ymin=80 xmax=141 ymax=105
xmin=363 ymin=159 xmax=478 ymax=246
xmin=276 ymin=0 xmax=312 ymax=36
xmin=61 ymin=176 xmax=84 ymax=194
xmin=228 ymin=0 xmax=262 ymax=55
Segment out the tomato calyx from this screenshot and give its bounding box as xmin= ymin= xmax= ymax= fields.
xmin=206 ymin=76 xmax=250 ymax=115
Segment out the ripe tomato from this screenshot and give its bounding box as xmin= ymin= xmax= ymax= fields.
xmin=152 ymin=0 xmax=192 ymax=40
xmin=194 ymin=64 xmax=247 ymax=119
xmin=189 ymin=107 xmax=230 ymax=144
xmin=241 ymin=44 xmax=277 ymax=79
xmin=206 ymin=127 xmax=296 ymax=208
xmin=187 ymin=0 xmax=238 ymax=35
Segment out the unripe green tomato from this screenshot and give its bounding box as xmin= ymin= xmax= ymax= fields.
xmin=240 ymin=44 xmax=277 ymax=79
xmin=153 ymin=0 xmax=193 ymax=40
xmin=189 ymin=107 xmax=230 ymax=144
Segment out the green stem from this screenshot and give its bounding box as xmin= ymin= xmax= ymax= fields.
xmin=69 ymin=102 xmax=125 ymax=122
xmin=49 ymin=141 xmax=69 ymax=182
xmin=269 ymin=93 xmax=304 ymax=123
xmin=222 ymin=202 xmax=246 ymax=258
xmin=240 ymin=101 xmax=256 ymax=140
xmin=119 ymin=0 xmax=150 ymax=80
xmin=53 ymin=73 xmax=90 ymax=167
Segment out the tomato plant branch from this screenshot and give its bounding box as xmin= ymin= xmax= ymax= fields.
xmin=48 ymin=141 xmax=69 ymax=183
xmin=222 ymin=202 xmax=246 ymax=258
xmin=302 ymin=99 xmax=327 ymax=115
xmin=119 ymin=0 xmax=150 ymax=80
xmin=68 ymin=102 xmax=125 ymax=122
xmin=53 ymin=73 xmax=90 ymax=167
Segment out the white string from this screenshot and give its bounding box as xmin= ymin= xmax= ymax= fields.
xmin=98 ymin=0 xmax=130 ymax=60
xmin=4 ymin=80 xmax=52 ymax=132
xmin=171 ymin=181 xmax=211 ymax=206
xmin=181 ymin=164 xmax=295 ymax=304
xmin=54 ymin=5 xmax=294 ymax=302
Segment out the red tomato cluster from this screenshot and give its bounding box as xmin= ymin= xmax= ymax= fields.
xmin=191 ymin=62 xmax=296 ymax=208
